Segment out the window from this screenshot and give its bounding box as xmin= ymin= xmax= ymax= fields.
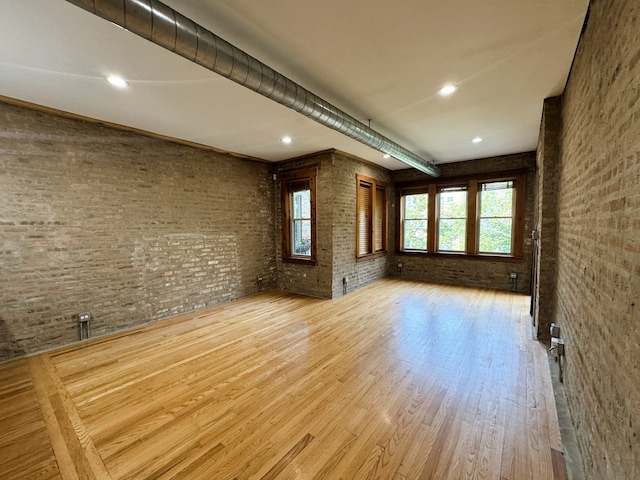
xmin=478 ymin=180 xmax=514 ymax=254
xmin=397 ymin=172 xmax=525 ymax=258
xmin=357 ymin=175 xmax=387 ymax=258
xmin=437 ymin=185 xmax=467 ymax=252
xmin=401 ymin=192 xmax=428 ymax=250
xmin=281 ymin=167 xmax=317 ymax=265
xmin=292 ymin=189 xmax=311 ymax=256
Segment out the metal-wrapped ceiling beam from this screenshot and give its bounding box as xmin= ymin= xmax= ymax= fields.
xmin=66 ymin=0 xmax=441 ymax=177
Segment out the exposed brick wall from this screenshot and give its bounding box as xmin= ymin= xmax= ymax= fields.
xmin=390 ymin=153 xmax=536 ymax=293
xmin=274 ymin=151 xmax=391 ymax=298
xmin=533 ymin=96 xmax=562 ymax=340
xmin=0 ymin=101 xmax=276 ymax=361
xmin=331 ymin=152 xmax=392 ymax=297
xmin=132 ymin=233 xmax=239 ymax=318
xmin=274 ymin=153 xmax=334 ymax=298
xmin=553 ymin=1 xmax=640 ymax=478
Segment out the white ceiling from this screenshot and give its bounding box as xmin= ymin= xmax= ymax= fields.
xmin=0 ymin=0 xmax=588 ymax=170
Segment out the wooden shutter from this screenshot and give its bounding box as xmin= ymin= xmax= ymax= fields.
xmin=357 ymin=181 xmax=372 ymax=256
xmin=374 ymin=185 xmax=385 ymax=251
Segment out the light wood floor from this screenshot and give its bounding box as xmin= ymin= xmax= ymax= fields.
xmin=0 ymin=279 xmax=567 ymax=480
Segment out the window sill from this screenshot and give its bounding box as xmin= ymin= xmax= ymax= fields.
xmin=283 ymin=257 xmax=317 ymax=266
xmin=396 ymin=250 xmax=523 ymax=262
xmin=356 ymin=251 xmax=387 ymax=262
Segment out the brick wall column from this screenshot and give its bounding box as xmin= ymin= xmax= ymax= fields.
xmin=533 ymin=95 xmax=562 ymax=340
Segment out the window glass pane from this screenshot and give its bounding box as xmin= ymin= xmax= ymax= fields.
xmin=439 ymin=189 xmax=467 ymax=218
xmin=292 ymin=219 xmax=311 ymax=256
xmin=403 ymin=219 xmax=427 ymax=250
xmin=291 ymin=187 xmax=311 ymax=257
xmin=479 ymin=218 xmax=512 ymax=253
xmin=293 ymin=189 xmax=310 ymax=218
xmin=479 ymin=181 xmax=514 ymax=254
xmin=480 ymin=182 xmax=513 ymax=217
xmin=438 ymin=219 xmax=466 ymax=251
xmin=402 ymin=193 xmax=428 ymax=250
xmin=438 ymin=188 xmax=466 ymax=252
xmin=481 ymin=180 xmax=514 ymax=192
xmin=404 ymin=193 xmax=428 ymax=219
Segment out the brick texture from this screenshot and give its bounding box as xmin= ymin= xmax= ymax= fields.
xmin=274 ymin=151 xmax=391 ymax=298
xmin=552 ymin=1 xmax=640 ymax=478
xmin=533 ymin=96 xmax=562 ymax=340
xmin=0 ymin=101 xmax=275 ymax=361
xmin=331 ymin=152 xmax=392 ymax=297
xmin=275 ymin=152 xmax=334 ymax=298
xmin=391 ymin=153 xmax=536 ymax=293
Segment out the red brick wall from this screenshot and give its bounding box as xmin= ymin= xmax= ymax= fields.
xmin=554 ymin=1 xmax=640 ymax=478
xmin=0 ymin=101 xmax=276 ymax=361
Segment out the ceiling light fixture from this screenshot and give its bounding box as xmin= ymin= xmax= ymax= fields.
xmin=106 ymin=75 xmax=128 ymax=88
xmin=66 ymin=0 xmax=440 ymax=177
xmin=281 ymin=136 xmax=292 ymax=144
xmin=438 ymin=84 xmax=458 ymax=96
xmin=472 ymin=137 xmax=483 ymax=143
xmin=383 ymin=154 xmax=391 ymax=159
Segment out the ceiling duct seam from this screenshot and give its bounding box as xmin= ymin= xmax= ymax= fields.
xmin=65 ymin=0 xmax=440 ymax=177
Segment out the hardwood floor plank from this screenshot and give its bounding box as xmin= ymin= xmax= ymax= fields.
xmin=393 ymin=385 xmax=448 ymax=479
xmin=0 ymin=279 xmax=567 ymax=479
xmin=27 ymin=355 xmax=80 ymax=480
xmin=29 ymin=354 xmax=113 ymax=480
xmin=259 ymin=433 xmax=314 ymax=480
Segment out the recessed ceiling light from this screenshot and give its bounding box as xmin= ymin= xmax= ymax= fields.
xmin=382 ymin=154 xmax=391 ymax=159
xmin=106 ymin=75 xmax=128 ymax=88
xmin=281 ymin=136 xmax=292 ymax=144
xmin=438 ymin=84 xmax=458 ymax=96
xmin=472 ymin=137 xmax=483 ymax=143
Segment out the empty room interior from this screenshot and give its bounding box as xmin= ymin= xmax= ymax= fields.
xmin=0 ymin=1 xmax=638 ymax=479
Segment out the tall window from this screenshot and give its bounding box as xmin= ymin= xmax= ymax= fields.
xmin=357 ymin=175 xmax=387 ymax=258
xmin=291 ymin=188 xmax=312 ymax=256
xmin=281 ymin=167 xmax=317 ymax=265
xmin=401 ymin=192 xmax=428 ymax=250
xmin=437 ymin=185 xmax=467 ymax=252
xmin=478 ymin=180 xmax=514 ymax=254
xmin=396 ymin=172 xmax=525 ymax=258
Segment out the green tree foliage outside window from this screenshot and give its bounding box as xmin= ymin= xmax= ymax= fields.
xmin=398 ymin=175 xmax=521 ymax=257
xmin=402 ymin=193 xmax=428 ymax=250
xmin=438 ymin=188 xmax=467 ymax=252
xmin=478 ymin=181 xmax=514 ymax=254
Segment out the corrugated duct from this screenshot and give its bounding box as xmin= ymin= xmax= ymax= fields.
xmin=65 ymin=0 xmax=440 ymax=177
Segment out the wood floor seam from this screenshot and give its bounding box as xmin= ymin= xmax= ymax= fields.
xmin=1 ymin=280 xmax=569 ymax=480
xmin=39 ymin=354 xmax=112 ymax=480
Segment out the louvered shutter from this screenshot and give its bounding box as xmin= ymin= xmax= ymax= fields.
xmin=357 ymin=181 xmax=371 ymax=256
xmin=374 ymin=186 xmax=385 ymax=252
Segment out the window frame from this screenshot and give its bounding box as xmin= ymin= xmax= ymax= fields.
xmin=436 ymin=184 xmax=469 ymax=253
xmin=356 ymin=174 xmax=388 ymax=259
xmin=396 ymin=170 xmax=526 ymax=260
xmin=401 ymin=191 xmax=429 ymax=251
xmin=281 ymin=167 xmax=317 ymax=265
xmin=477 ymin=179 xmax=516 ymax=255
